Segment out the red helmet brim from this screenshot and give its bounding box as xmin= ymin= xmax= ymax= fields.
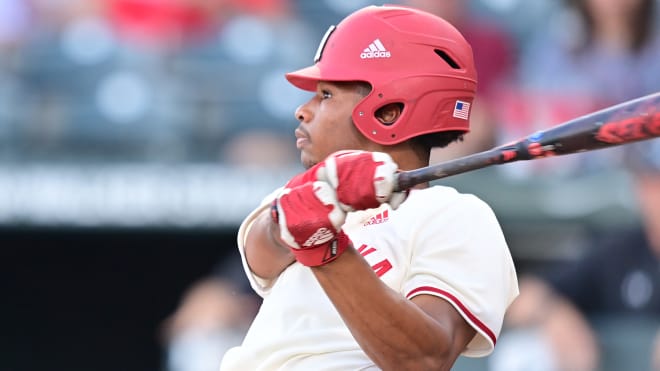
xmin=285 ymin=65 xmax=321 ymax=92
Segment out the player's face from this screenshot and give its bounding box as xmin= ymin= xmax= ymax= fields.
xmin=294 ymin=81 xmax=376 ymax=168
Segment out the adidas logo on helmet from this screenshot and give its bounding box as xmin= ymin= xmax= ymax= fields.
xmin=360 ymin=38 xmax=391 ymax=59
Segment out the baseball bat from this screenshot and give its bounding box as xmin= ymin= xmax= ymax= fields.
xmin=394 ymin=91 xmax=660 ymax=192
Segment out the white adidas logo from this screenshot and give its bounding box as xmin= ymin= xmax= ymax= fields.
xmin=364 ymin=210 xmax=389 ymax=226
xmin=303 ymin=227 xmax=335 ymax=247
xmin=360 ymin=38 xmax=391 ymax=59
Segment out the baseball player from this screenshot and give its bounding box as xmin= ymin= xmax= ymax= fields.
xmin=220 ymin=5 xmax=519 ymax=371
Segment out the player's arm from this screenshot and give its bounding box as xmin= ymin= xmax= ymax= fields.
xmin=242 ymin=154 xmax=363 ymax=282
xmin=272 ymin=181 xmax=474 ymax=368
xmin=242 ymin=162 xmax=336 ymax=281
xmin=243 ymin=207 xmax=295 ymax=281
xmin=271 ymin=151 xmax=479 ymax=368
xmin=313 ymin=249 xmax=476 ymax=370
xmin=272 ymin=182 xmax=473 ymax=369
xmin=242 ymin=155 xmax=363 ymax=281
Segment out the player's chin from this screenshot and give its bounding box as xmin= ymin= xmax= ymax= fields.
xmin=300 ymin=151 xmax=318 ymax=170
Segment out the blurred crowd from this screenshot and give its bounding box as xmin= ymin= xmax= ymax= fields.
xmin=1 ymin=0 xmax=659 ymax=371
xmin=0 ymin=0 xmax=314 ymax=166
xmin=1 ymin=0 xmax=658 ymax=168
xmin=0 ymin=0 xmax=657 ymax=169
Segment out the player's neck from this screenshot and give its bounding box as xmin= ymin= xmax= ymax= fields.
xmin=386 ymin=143 xmax=428 ymax=171
xmin=385 ymin=145 xmax=430 ymax=189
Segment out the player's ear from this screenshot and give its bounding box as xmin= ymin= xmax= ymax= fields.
xmin=375 ymin=103 xmax=403 ymax=126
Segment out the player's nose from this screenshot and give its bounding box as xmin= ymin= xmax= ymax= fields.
xmin=294 ymin=104 xmax=312 ymax=124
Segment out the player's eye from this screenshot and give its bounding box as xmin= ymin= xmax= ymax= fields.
xmin=321 ymin=90 xmax=332 ymax=99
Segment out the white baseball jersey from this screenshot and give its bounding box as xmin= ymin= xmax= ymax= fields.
xmin=220 ymin=185 xmax=519 ymax=371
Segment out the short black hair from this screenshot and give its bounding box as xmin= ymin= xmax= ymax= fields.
xmin=412 ymin=130 xmax=465 ymax=152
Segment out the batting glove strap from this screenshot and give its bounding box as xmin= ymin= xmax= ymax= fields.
xmin=290 ymin=230 xmax=351 ymax=267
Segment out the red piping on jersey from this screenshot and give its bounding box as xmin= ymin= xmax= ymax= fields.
xmin=406 ymin=286 xmax=496 ymax=346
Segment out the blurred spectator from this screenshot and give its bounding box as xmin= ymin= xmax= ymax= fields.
xmin=221 ymin=129 xmax=298 ymax=168
xmin=493 ymin=139 xmax=660 ymax=371
xmin=105 ymin=0 xmax=292 ymax=51
xmin=160 ymin=254 xmax=261 ymax=371
xmin=654 ymin=331 xmax=660 ymax=371
xmin=496 ymin=0 xmax=660 ymax=179
xmin=106 ymin=0 xmax=224 ymax=51
xmin=403 ymin=0 xmax=518 ymax=162
xmin=519 ymin=0 xmax=659 ymax=105
xmin=0 ymin=0 xmax=34 ymax=140
xmin=0 ymin=0 xmax=33 ymax=49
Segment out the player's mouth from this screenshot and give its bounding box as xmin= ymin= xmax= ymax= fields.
xmin=295 ymin=128 xmax=310 ymax=149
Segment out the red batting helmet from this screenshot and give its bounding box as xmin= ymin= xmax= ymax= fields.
xmin=286 ymin=5 xmax=477 ymax=145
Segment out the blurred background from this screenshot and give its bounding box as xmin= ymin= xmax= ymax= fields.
xmin=0 ymin=0 xmax=658 ymax=370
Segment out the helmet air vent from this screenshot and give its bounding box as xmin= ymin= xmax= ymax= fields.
xmin=434 ymin=49 xmax=460 ymax=69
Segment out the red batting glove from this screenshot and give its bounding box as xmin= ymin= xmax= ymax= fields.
xmin=283 ymin=162 xmax=323 ymax=188
xmin=284 ymin=150 xmax=406 ymax=211
xmin=317 ymin=150 xmax=405 ymax=211
xmin=272 ymin=181 xmax=351 ymax=267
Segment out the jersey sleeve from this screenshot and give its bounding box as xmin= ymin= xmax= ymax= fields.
xmin=402 ymin=192 xmax=519 ymax=357
xmin=236 ymin=187 xmax=283 ymax=298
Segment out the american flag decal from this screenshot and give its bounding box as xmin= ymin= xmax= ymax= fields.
xmin=453 ymin=100 xmax=470 ymax=120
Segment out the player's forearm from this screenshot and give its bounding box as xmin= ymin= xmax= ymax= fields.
xmin=244 ymin=209 xmax=295 ymax=280
xmin=312 ymin=247 xmax=458 ymax=370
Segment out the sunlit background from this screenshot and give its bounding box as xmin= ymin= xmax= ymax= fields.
xmin=1 ymin=0 xmax=659 ymax=370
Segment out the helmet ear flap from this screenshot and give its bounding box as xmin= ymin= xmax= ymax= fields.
xmin=352 ymin=91 xmax=412 ymax=144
